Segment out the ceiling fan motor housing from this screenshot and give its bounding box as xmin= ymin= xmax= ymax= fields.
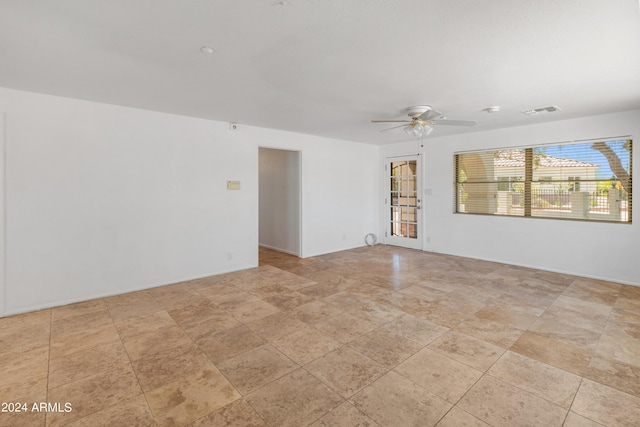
xmin=407 ymin=105 xmax=432 ymax=118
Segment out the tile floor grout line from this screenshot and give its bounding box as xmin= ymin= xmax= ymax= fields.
xmin=109 ymin=300 xmax=161 ymax=426
xmin=563 ymin=376 xmax=587 ymax=426
xmin=45 ymin=303 xmax=129 ymax=426
xmin=44 ymin=308 xmax=52 ymax=427
xmin=483 ymin=370 xmax=572 ymax=414
xmin=159 ymin=290 xmax=278 ymax=425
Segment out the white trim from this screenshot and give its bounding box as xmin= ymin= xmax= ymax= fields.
xmin=0 ymin=113 xmax=5 ymax=317
xmin=298 ymin=242 xmax=368 ymax=259
xmin=297 ymin=150 xmax=303 ymax=258
xmin=259 ymin=243 xmax=300 ymax=257
xmin=0 ymin=264 xmax=256 ymax=317
xmin=424 ymin=249 xmax=639 ymax=287
xmin=385 ymin=153 xmax=421 ymax=159
xmin=384 ymin=155 xmax=423 ymax=250
xmin=454 ymin=135 xmax=632 ymax=154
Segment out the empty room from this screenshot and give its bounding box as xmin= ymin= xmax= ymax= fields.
xmin=0 ymin=1 xmax=639 ymax=426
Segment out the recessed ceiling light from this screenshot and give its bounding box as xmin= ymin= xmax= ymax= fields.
xmin=200 ymin=46 xmax=215 ymax=54
xmin=485 ymin=106 xmax=501 ymax=113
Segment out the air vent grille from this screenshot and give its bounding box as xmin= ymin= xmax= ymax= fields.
xmin=522 ymin=105 xmax=561 ymax=116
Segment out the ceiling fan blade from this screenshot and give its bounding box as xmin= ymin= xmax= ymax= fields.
xmin=371 ymin=120 xmax=411 ymax=123
xmin=431 ymin=119 xmax=477 ymax=126
xmin=418 ymin=109 xmax=442 ymax=121
xmin=379 ymin=124 xmax=408 ymax=132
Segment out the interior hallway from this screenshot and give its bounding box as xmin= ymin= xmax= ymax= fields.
xmin=1 ymin=245 xmax=639 ymax=426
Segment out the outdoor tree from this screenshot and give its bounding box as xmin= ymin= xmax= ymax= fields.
xmin=591 ymin=141 xmax=630 ymax=192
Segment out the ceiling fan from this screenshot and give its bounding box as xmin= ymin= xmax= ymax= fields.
xmin=372 ymin=105 xmax=477 ymax=137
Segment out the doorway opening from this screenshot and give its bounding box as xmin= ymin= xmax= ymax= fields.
xmin=258 ymin=148 xmax=301 ymax=260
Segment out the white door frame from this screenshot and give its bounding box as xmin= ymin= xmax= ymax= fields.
xmin=0 ymin=113 xmax=5 ymax=317
xmin=384 ymin=154 xmax=422 ymax=250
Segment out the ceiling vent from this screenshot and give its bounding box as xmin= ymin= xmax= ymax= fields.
xmin=522 ymin=105 xmax=561 ymax=116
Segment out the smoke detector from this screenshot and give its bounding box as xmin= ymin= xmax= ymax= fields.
xmin=522 ymin=105 xmax=561 ymax=116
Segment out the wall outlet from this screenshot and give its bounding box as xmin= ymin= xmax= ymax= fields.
xmin=426 ymin=236 xmax=431 ymax=243
xmin=227 ymin=252 xmax=233 ymax=260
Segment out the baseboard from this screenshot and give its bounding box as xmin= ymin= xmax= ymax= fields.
xmin=259 ymin=243 xmax=300 ymax=257
xmin=0 ymin=263 xmax=257 ymax=318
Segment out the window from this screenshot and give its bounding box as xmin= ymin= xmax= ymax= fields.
xmin=568 ymin=177 xmax=580 ymax=191
xmin=454 ymin=138 xmax=632 ymax=223
xmin=497 ymin=176 xmax=521 ymax=191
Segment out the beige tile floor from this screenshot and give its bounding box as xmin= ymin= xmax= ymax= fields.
xmin=1 ymin=245 xmax=640 ymax=426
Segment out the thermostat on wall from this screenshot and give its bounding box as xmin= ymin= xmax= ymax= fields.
xmin=227 ymin=180 xmax=241 ymax=190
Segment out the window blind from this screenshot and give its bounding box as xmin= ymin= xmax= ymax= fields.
xmin=454 ymin=139 xmax=632 ymax=223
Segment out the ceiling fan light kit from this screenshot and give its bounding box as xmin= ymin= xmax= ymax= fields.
xmin=403 ymin=122 xmax=433 ymax=137
xmin=372 ymin=105 xmax=476 ymax=138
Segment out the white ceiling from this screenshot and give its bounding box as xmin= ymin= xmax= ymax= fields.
xmin=1 ymin=0 xmax=639 ymax=144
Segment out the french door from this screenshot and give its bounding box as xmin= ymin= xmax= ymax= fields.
xmin=385 ymin=156 xmax=422 ymax=249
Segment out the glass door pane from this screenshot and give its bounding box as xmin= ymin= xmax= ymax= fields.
xmin=387 ymin=157 xmax=421 ymax=249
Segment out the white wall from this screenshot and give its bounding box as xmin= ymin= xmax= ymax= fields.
xmin=397 ymin=110 xmax=639 ymax=286
xmin=259 ymin=148 xmax=300 ymax=255
xmin=249 ymin=128 xmax=379 ymax=258
xmin=0 ymin=87 xmax=379 ymax=316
